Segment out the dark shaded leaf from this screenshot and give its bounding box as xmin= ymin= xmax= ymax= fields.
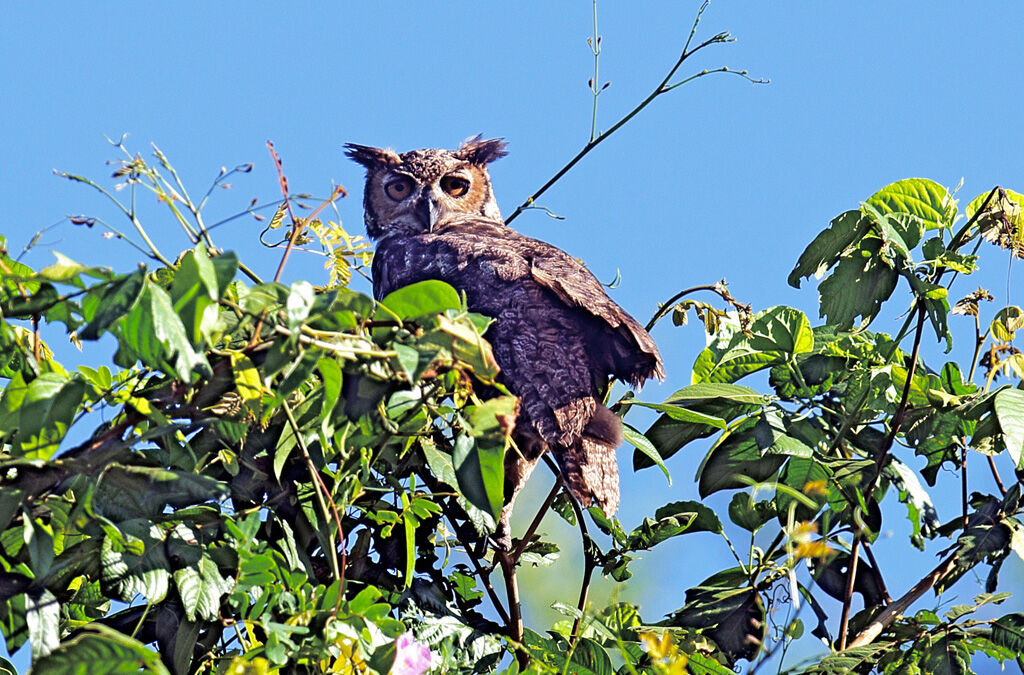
xmin=452 ymin=435 xmax=503 ymax=528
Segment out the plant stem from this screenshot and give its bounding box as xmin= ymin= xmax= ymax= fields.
xmin=644 ymin=283 xmax=731 ymax=332
xmin=987 ymin=455 xmax=1007 ymax=495
xmin=838 ymin=301 xmax=928 ymax=649
xmin=511 ymin=479 xmax=563 ymax=564
xmin=282 ymin=401 xmax=342 ymax=585
xmin=848 ymin=549 xmax=961 ymax=649
xmin=542 ymin=455 xmax=596 ymax=645
xmin=505 ymin=3 xmax=759 ymax=225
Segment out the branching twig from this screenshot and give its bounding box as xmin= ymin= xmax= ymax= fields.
xmin=505 ymin=1 xmax=764 ymax=226
xmin=541 ymin=455 xmax=596 ymax=645
xmin=511 ymin=479 xmax=563 ymax=564
xmin=644 ymin=281 xmax=741 ymax=332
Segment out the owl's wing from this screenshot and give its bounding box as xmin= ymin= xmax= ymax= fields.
xmin=514 ymin=235 xmax=665 ymax=386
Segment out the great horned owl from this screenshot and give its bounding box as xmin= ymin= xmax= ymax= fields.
xmin=346 ymin=137 xmax=664 ymax=534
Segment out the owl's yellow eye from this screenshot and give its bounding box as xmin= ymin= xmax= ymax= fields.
xmin=385 ymin=177 xmax=413 ymax=201
xmin=441 ymin=175 xmax=470 ymax=198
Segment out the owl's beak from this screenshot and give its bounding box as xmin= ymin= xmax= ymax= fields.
xmin=414 ymin=189 xmax=442 ymax=232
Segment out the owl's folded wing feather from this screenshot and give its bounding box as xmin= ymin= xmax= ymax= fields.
xmin=517 ymin=237 xmax=665 ymax=386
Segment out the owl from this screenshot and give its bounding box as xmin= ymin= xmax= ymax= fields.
xmin=345 ymin=137 xmax=664 ymax=538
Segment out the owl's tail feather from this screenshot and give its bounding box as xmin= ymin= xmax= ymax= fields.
xmin=556 ymin=405 xmax=622 ymax=515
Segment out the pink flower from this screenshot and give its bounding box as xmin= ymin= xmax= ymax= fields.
xmin=391 ymin=632 xmax=432 ymax=675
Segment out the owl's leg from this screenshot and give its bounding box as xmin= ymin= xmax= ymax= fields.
xmin=495 ymin=432 xmax=547 ymax=549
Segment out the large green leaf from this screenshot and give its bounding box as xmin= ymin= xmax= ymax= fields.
xmin=965 ymin=187 xmax=1024 ymax=222
xmin=992 ymin=613 xmax=1024 ymax=654
xmin=789 ymin=210 xmax=873 ymax=288
xmin=864 ymin=177 xmax=956 ymax=231
xmin=622 ymin=423 xmax=670 ymax=484
xmin=31 ymin=624 xmax=170 ymax=674
xmin=452 ymin=435 xmax=503 ymax=528
xmin=378 ymin=280 xmax=461 ymax=321
xmin=174 ymin=550 xmax=234 ymax=621
xmin=78 ymin=269 xmax=146 ymax=341
xmin=170 ymin=243 xmax=220 ymax=347
xmin=1 ymin=372 xmax=86 ymax=459
xmin=747 ymin=306 xmax=814 ymax=355
xmin=119 ymin=280 xmax=211 ymax=380
xmin=817 ymin=237 xmax=898 ymax=329
xmin=93 ymin=466 xmax=227 ymax=520
xmin=692 ymin=337 xmax=786 ymax=384
xmin=100 ymin=519 xmax=170 ymax=604
xmin=994 ymin=387 xmax=1024 ymax=469
xmin=696 ymin=419 xmax=786 ymax=498
xmin=26 ymin=589 xmax=59 ymax=660
xmin=635 ymin=384 xmax=763 ymax=470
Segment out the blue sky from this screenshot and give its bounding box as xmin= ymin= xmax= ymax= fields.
xmin=3 ymin=2 xmax=1024 ymax=670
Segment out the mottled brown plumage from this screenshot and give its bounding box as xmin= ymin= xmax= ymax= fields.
xmin=346 ymin=137 xmax=664 ymax=534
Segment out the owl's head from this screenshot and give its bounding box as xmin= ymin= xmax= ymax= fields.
xmin=345 ymin=136 xmax=507 ymax=240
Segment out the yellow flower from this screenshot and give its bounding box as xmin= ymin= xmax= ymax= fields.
xmin=640 ymin=631 xmax=688 ymax=674
xmin=794 ymin=539 xmax=834 ymax=561
xmin=803 ymin=480 xmax=827 ymax=496
xmin=787 ymin=521 xmax=817 ymax=544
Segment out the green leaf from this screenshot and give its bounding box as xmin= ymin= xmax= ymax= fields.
xmin=692 ymin=338 xmax=786 ymax=384
xmin=170 ymin=243 xmax=220 ymax=346
xmin=789 ymin=210 xmax=873 ymax=288
xmin=100 ymin=519 xmax=170 ymax=604
xmin=864 ymin=178 xmax=956 ymax=231
xmin=31 ymin=624 xmax=170 ymax=674
xmin=37 ymin=252 xmax=110 ymax=287
xmin=26 ymin=589 xmax=59 ymax=660
xmin=748 ymin=306 xmax=814 ymax=355
xmin=463 ymin=395 xmax=518 ymax=438
xmin=622 ymin=423 xmax=670 ymax=484
xmin=377 ymin=279 xmax=461 ymax=321
xmin=728 ymin=493 xmax=776 ymax=532
xmin=119 ymin=281 xmax=211 ymax=380
xmin=285 ymin=280 xmax=315 ymax=330
xmin=696 ymin=420 xmax=786 ymax=498
xmin=422 ymin=313 xmax=501 ymax=383
xmin=78 ymin=269 xmax=146 ymax=341
xmin=965 ymin=187 xmax=1024 ymax=222
xmin=452 ymin=434 xmax=503 ymax=527
xmin=776 ymin=457 xmax=830 ymax=521
xmin=631 ymin=402 xmax=727 ymax=428
xmin=4 ymin=371 xmax=86 ymax=459
xmin=992 ymin=613 xmax=1024 ymax=653
xmin=991 ymin=306 xmax=1024 ymax=342
xmin=635 ymin=384 xmax=763 ymax=470
xmin=174 ymin=551 xmax=234 ymax=621
xmin=885 ymin=457 xmax=939 ymax=549
xmin=919 ymin=635 xmax=970 ymax=675
xmin=994 ymin=387 xmax=1024 ymax=469
xmin=93 ymin=466 xmax=227 ymax=520
xmin=817 ymin=237 xmax=899 ymax=329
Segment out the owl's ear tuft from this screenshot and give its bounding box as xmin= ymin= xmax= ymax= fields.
xmin=455 ymin=136 xmax=508 ymax=165
xmin=344 ymin=143 xmax=402 ymax=170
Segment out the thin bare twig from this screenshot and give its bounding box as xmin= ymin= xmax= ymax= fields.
xmin=541 ymin=455 xmax=596 ymax=645
xmin=511 ymin=479 xmax=563 ymax=564
xmin=505 ymin=1 xmax=763 ymax=226
xmin=987 ymin=455 xmax=1007 ymax=495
